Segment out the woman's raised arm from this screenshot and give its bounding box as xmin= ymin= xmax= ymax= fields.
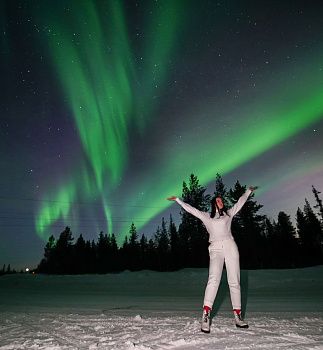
xmin=167 ymin=196 xmax=207 ymax=221
xmin=228 ymin=186 xmax=258 ymax=216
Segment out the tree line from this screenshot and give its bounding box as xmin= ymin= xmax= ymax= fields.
xmin=0 ymin=264 xmax=18 ymax=276
xmin=32 ymin=174 xmax=323 ymax=274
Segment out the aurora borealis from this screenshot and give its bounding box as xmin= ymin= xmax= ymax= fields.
xmin=32 ymin=0 xmax=185 ymax=240
xmin=1 ymin=0 xmax=323 ymax=268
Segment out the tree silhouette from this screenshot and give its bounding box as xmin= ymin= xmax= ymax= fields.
xmin=272 ymin=212 xmax=298 ymax=267
xmin=38 ymin=234 xmax=56 ymax=273
xmin=214 ymin=173 xmax=229 ymax=207
xmin=297 ymin=200 xmax=323 ymax=265
xmin=139 ymin=234 xmax=148 ymax=270
xmin=36 ymin=178 xmax=323 ymax=273
xmin=109 ymin=233 xmax=120 ymax=272
xmin=74 ymin=234 xmax=87 ymax=274
xmin=178 ymin=174 xmax=210 ymax=267
xmin=169 ymin=214 xmax=180 ymax=270
xmin=128 ymin=223 xmax=140 ymax=270
xmin=97 ymin=232 xmax=110 ymax=273
xmin=155 ymin=218 xmax=170 ymax=271
xmin=229 ymin=181 xmax=265 ymax=269
xmin=312 ymin=185 xmax=323 ymax=223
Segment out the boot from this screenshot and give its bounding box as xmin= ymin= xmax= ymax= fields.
xmin=233 ymin=309 xmax=249 ymax=328
xmin=201 ymin=307 xmax=211 ymax=333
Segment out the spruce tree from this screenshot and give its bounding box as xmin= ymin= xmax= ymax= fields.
xmin=84 ymin=239 xmax=96 ymax=273
xmin=55 ymin=227 xmax=74 ymax=274
xmin=90 ymin=240 xmax=97 ymax=273
xmin=296 ymin=208 xmax=307 ymax=266
xmin=312 ymin=185 xmax=323 ymax=223
xmin=121 ymin=235 xmax=130 ymax=270
xmin=169 ymin=214 xmax=180 ymax=270
xmin=262 ymin=218 xmax=276 ymax=267
xmin=155 ymin=218 xmax=170 ymax=271
xmin=109 ymin=233 xmax=120 ymax=272
xmin=147 ymin=238 xmax=157 ymax=270
xmin=273 ymin=211 xmax=298 ymax=268
xmin=128 ymin=223 xmax=140 ymax=270
xmin=139 ymin=234 xmax=148 ymax=270
xmin=229 ymin=181 xmax=265 ymax=268
xmin=38 ymin=235 xmax=56 ymax=273
xmin=74 ymin=234 xmax=86 ymax=274
xmin=178 ymin=174 xmax=210 ymax=267
xmin=300 ymin=199 xmax=323 ymax=265
xmin=97 ymin=232 xmax=110 ymax=273
xmin=214 ymin=173 xmax=229 ymax=207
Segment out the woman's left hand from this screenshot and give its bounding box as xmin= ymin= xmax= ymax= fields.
xmin=249 ymin=186 xmax=258 ymax=192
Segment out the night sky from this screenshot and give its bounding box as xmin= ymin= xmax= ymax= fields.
xmin=1 ymin=0 xmax=323 ymax=270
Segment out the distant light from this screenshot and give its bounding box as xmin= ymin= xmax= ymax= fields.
xmin=25 ymin=268 xmax=30 ymax=272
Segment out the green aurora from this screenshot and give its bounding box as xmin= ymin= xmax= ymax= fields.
xmin=34 ymin=0 xmax=186 ymax=240
xmin=33 ymin=1 xmax=323 ymax=243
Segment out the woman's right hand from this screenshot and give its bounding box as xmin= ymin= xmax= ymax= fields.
xmin=167 ymin=196 xmax=177 ymax=201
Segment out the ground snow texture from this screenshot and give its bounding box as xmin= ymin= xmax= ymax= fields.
xmin=0 ymin=267 xmax=323 ymax=349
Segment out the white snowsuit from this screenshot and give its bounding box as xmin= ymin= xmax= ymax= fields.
xmin=176 ymin=189 xmax=252 ymax=310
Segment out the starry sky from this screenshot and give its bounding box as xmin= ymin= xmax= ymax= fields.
xmin=1 ymin=0 xmax=323 ymax=270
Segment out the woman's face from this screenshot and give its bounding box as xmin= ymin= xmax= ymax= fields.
xmin=215 ymin=197 xmax=224 ymax=209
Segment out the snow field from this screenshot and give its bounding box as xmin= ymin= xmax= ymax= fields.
xmin=0 ymin=311 xmax=322 ymax=349
xmin=0 ymin=266 xmax=323 ymax=349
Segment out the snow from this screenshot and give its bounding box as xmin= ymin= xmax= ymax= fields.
xmin=0 ymin=267 xmax=323 ymax=349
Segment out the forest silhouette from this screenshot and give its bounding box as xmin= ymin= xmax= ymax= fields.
xmin=4 ymin=174 xmax=321 ymax=275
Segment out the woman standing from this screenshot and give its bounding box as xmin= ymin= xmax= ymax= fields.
xmin=167 ymin=186 xmax=257 ymax=333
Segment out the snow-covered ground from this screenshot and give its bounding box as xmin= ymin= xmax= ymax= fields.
xmin=0 ymin=267 xmax=323 ymax=349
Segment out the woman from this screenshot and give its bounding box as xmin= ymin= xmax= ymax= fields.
xmin=167 ymin=186 xmax=257 ymax=333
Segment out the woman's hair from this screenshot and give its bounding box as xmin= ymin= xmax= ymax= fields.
xmin=210 ymin=196 xmax=229 ymax=218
